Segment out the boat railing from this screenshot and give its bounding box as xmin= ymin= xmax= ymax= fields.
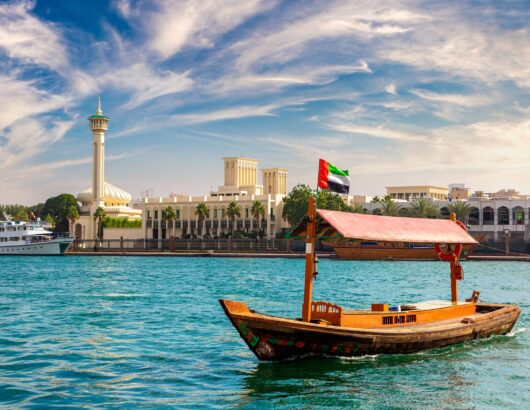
xmin=311 ymin=301 xmax=343 ymax=325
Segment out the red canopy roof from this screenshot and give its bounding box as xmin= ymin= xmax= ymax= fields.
xmin=316 ymin=210 xmax=477 ymax=244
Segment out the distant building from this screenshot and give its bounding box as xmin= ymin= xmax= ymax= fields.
xmin=448 ymin=183 xmax=470 ymax=201
xmin=365 ymin=183 xmax=530 ymax=242
xmin=386 ymin=185 xmax=449 ymax=201
xmin=141 ymin=157 xmax=289 ymax=239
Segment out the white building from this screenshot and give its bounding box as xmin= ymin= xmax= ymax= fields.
xmin=141 ymin=157 xmax=289 ymax=240
xmin=364 ymin=186 xmax=530 ymax=242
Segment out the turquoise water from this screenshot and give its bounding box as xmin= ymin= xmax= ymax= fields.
xmin=0 ymin=256 xmax=528 ymax=409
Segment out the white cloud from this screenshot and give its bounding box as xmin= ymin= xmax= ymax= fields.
xmin=0 ymin=74 xmax=69 ymax=131
xmin=230 ymin=1 xmax=428 ymax=71
xmin=0 ymin=1 xmax=68 ymax=70
xmin=410 ymin=89 xmax=492 ymax=107
xmin=208 ymin=61 xmax=371 ymax=96
xmin=326 ymin=123 xmax=426 ymax=142
xmin=171 ymin=104 xmax=278 ymax=125
xmin=380 ymin=7 xmax=530 ymax=88
xmin=144 ymin=0 xmax=276 ymax=59
xmin=102 ymin=63 xmax=193 ymax=108
xmin=0 ymin=118 xmax=74 ymax=174
xmin=385 ymin=83 xmax=397 ymax=94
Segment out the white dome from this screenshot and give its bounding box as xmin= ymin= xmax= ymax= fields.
xmin=77 ymin=181 xmax=132 ymax=205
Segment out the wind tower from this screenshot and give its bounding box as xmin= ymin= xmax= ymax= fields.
xmin=88 ymin=97 xmax=109 ymax=207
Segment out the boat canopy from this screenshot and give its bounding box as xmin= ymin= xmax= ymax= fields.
xmin=290 ymin=209 xmax=477 ymax=244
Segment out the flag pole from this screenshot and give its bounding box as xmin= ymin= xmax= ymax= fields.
xmin=301 ymin=161 xmax=320 ymax=322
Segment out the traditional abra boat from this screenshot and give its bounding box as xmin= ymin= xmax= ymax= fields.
xmin=220 ymin=197 xmax=520 ymax=361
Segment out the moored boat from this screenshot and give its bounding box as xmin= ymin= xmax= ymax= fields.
xmin=220 ymin=197 xmax=520 ymax=361
xmin=324 ymin=234 xmax=485 ymax=261
xmin=0 ymin=220 xmax=73 ymax=255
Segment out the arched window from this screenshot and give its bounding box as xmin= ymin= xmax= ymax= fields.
xmin=483 ymin=207 xmax=494 ymax=225
xmin=512 ymin=207 xmax=524 ymax=225
xmin=440 ymin=207 xmax=450 ymax=219
xmin=469 ymin=207 xmax=480 ymax=225
xmin=498 ymin=206 xmax=509 ymax=225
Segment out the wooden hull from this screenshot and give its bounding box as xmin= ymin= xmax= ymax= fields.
xmin=220 ymin=299 xmax=520 ymax=361
xmin=327 ymin=243 xmax=477 ymax=261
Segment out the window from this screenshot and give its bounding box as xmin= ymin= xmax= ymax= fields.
xmin=154 ymin=210 xmax=158 ymax=220
xmin=245 ymin=208 xmax=249 ymax=218
xmin=147 ymin=210 xmax=151 ymax=219
xmin=483 ymin=207 xmax=494 ymax=225
xmin=176 ymin=209 xmax=180 ymax=219
xmin=214 ymin=209 xmax=218 ymax=219
xmin=222 ymin=209 xmax=225 ymax=218
xmin=382 ymin=317 xmax=393 ymax=325
xmin=498 ymin=207 xmax=509 ymax=225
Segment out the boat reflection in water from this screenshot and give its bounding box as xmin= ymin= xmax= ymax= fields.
xmin=220 ymin=197 xmax=520 ymax=361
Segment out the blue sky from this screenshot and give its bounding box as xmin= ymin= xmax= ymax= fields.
xmin=1 ymin=0 xmax=530 ymax=204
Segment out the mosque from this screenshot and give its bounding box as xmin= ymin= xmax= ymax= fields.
xmin=74 ymin=99 xmax=141 ymax=240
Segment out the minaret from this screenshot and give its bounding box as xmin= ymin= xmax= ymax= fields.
xmin=88 ymin=97 xmax=109 ymax=207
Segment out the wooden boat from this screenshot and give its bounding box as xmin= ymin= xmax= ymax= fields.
xmin=323 ymin=234 xmax=486 ymax=261
xmin=220 ymin=198 xmax=520 ymax=361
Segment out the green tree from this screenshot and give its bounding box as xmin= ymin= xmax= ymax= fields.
xmin=410 ymin=198 xmax=439 ymax=218
xmin=194 ymin=202 xmax=209 ymax=237
xmin=44 ymin=214 xmax=57 ymax=229
xmin=93 ymin=206 xmax=107 ymax=241
xmin=371 ymin=196 xmax=381 ymax=204
xmin=66 ymin=205 xmax=79 ymax=235
xmin=13 ymin=208 xmax=29 ymax=221
xmin=162 ymin=206 xmax=177 ymax=237
xmin=0 ymin=205 xmax=5 ymax=220
xmin=226 ymin=201 xmax=241 ymax=237
xmin=379 ymin=195 xmax=401 ymax=216
xmin=282 ymin=184 xmax=313 ymax=228
xmin=281 ymin=184 xmax=355 ymax=228
xmin=448 ymin=200 xmax=472 ymax=223
xmin=42 ymin=194 xmax=78 ymax=232
xmin=250 ymin=200 xmax=265 ymax=236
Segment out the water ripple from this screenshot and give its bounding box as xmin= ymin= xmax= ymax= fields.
xmin=0 ymin=256 xmax=528 ymax=408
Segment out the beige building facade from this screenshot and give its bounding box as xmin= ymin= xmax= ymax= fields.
xmin=386 ymin=185 xmax=449 ymax=201
xmin=141 ymin=157 xmax=289 ymax=240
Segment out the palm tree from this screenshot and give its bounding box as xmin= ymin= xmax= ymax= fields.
xmin=66 ymin=205 xmax=79 ymax=236
xmin=410 ymin=198 xmax=439 ymax=218
xmin=226 ymin=201 xmax=241 ymax=237
xmin=93 ymin=206 xmax=106 ymax=241
xmin=379 ymin=195 xmax=401 ymax=216
xmin=162 ymin=206 xmax=176 ymax=237
xmin=448 ymin=200 xmax=472 ymax=224
xmin=195 ymin=202 xmax=210 ymax=237
xmin=250 ymin=200 xmax=265 ymax=236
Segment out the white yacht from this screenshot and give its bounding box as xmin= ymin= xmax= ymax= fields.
xmin=0 ymin=220 xmax=74 ymax=255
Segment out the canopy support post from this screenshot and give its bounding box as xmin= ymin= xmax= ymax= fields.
xmin=450 ymin=213 xmax=459 ymax=303
xmin=302 ymin=196 xmax=316 ymax=322
xmin=450 ymin=260 xmax=458 ymax=302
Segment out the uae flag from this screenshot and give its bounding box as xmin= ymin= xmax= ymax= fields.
xmin=317 ymin=159 xmax=350 ymax=194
